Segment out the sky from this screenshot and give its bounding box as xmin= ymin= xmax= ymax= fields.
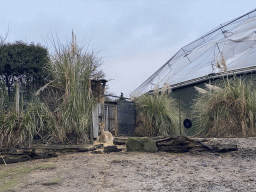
xmin=1 ymin=0 xmax=256 ymax=98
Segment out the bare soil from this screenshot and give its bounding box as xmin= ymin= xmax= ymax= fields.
xmin=4 ymin=138 xmax=256 ymax=192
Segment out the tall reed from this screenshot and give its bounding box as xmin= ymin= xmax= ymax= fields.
xmin=45 ymin=38 xmax=97 ymax=143
xmin=0 ymin=33 xmax=102 ymax=147
xmin=193 ymin=76 xmax=256 ymax=137
xmin=0 ymin=80 xmax=19 ymax=147
xmin=0 ymin=82 xmax=55 ymax=147
xmin=20 ymin=98 xmax=56 ymax=146
xmin=134 ymin=87 xmax=180 ymax=136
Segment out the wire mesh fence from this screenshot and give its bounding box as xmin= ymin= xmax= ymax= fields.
xmin=131 ymin=9 xmax=256 ymax=97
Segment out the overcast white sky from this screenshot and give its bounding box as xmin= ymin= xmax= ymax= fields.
xmin=1 ymin=0 xmax=255 ymax=97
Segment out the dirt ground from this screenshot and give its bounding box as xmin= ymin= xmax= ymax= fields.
xmin=2 ymin=138 xmax=256 ymax=192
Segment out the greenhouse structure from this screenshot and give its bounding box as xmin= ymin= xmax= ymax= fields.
xmin=131 ymin=9 xmax=256 ymax=135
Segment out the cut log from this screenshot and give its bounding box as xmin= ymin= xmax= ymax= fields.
xmin=0 ymin=145 xmax=104 ymax=165
xmin=156 ymin=135 xmax=210 ymax=153
xmin=104 ymin=146 xmax=122 ymax=153
xmin=1 ymin=154 xmax=30 ymax=164
xmin=212 ymin=143 xmax=238 ymax=152
xmin=88 ymin=144 xmax=104 ymax=151
xmin=155 ymin=135 xmax=238 ymax=153
xmin=113 ymin=137 xmax=128 ymax=145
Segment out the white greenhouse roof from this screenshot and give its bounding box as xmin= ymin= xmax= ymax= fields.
xmin=131 ymin=9 xmax=256 ymax=97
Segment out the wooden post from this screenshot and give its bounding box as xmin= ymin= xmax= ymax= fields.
xmin=15 ymin=82 xmax=19 ymax=116
xmin=114 ymin=105 xmax=118 ymax=136
xmin=179 ymin=98 xmax=181 ymax=135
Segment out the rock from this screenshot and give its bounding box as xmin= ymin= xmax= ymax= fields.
xmin=126 ymin=137 xmax=158 ymax=152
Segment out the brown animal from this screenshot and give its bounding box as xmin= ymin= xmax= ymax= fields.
xmin=99 ymin=122 xmax=114 ymax=143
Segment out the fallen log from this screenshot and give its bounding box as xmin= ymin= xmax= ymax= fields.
xmin=113 ymin=136 xmax=171 ymax=145
xmin=0 ymin=150 xmax=57 ymax=164
xmin=113 ymin=137 xmax=128 ymax=145
xmin=212 ymin=143 xmax=238 ymax=152
xmin=114 ymin=135 xmax=238 ymax=153
xmin=156 ymin=135 xmax=211 ymax=153
xmin=155 ymin=135 xmax=238 ymax=153
xmin=104 ymin=146 xmax=122 ymax=153
xmin=0 ymin=144 xmax=104 ymax=165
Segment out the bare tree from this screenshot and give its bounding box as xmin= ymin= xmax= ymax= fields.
xmin=0 ymin=29 xmax=9 ymax=46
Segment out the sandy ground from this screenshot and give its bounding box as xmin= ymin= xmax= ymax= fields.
xmin=4 ymin=138 xmax=256 ymax=192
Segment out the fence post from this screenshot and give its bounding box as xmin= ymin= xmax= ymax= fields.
xmin=179 ymin=98 xmax=181 ymax=135
xmin=15 ymin=82 xmax=19 ymax=116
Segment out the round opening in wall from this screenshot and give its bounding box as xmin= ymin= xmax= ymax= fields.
xmin=183 ymin=119 xmax=192 ymax=129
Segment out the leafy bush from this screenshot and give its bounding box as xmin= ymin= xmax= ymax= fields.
xmin=134 ymin=87 xmax=180 ymax=136
xmin=193 ymin=76 xmax=256 ymax=137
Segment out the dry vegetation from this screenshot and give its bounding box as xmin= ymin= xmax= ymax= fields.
xmin=0 ymin=34 xmax=103 ymax=147
xmin=134 ymin=86 xmax=181 ymax=137
xmin=193 ymin=76 xmax=256 ymax=137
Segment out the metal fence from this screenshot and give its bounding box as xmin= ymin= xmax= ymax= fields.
xmin=117 ymin=100 xmax=136 ymax=136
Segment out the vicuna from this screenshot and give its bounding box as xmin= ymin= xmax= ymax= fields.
xmin=99 ymin=123 xmax=114 ymax=143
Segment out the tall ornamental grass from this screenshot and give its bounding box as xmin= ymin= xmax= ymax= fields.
xmin=0 ymin=34 xmax=102 ymax=147
xmin=20 ymin=98 xmax=56 ymax=146
xmin=0 ymin=86 xmax=55 ymax=147
xmin=193 ymin=76 xmax=256 ymax=137
xmin=0 ymin=81 xmax=24 ymax=147
xmin=134 ymin=87 xmax=180 ymax=136
xmin=43 ymin=38 xmax=97 ymax=144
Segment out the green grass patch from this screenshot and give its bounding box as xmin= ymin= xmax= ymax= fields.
xmin=0 ymin=162 xmax=56 ymax=192
xmin=42 ymin=176 xmax=61 ymax=186
xmin=32 ymin=162 xmax=56 ymax=170
xmin=112 ymin=159 xmax=122 ymax=163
